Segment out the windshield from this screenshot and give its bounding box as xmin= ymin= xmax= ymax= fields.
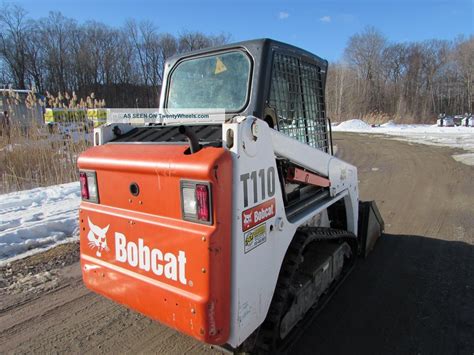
xmin=167 ymin=51 xmax=251 ymax=111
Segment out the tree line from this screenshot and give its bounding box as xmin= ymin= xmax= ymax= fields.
xmin=1 ymin=3 xmax=471 ymax=122
xmin=326 ymin=27 xmax=473 ymax=122
xmin=0 ymin=3 xmax=229 ymax=107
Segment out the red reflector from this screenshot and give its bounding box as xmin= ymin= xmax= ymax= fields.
xmin=196 ymin=184 xmax=210 ymax=221
xmin=79 ymin=172 xmax=89 ymax=200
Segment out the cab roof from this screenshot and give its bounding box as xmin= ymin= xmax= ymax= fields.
xmin=167 ymin=38 xmax=328 ymax=70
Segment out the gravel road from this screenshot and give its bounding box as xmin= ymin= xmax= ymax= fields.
xmin=1 ymin=133 xmax=472 ymax=354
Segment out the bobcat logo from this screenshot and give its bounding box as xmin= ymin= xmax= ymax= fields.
xmin=87 ymin=218 xmax=110 ymax=257
xmin=243 ymin=211 xmax=252 ymax=225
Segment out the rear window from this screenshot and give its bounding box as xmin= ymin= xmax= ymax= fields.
xmin=167 ymin=51 xmax=251 ymax=111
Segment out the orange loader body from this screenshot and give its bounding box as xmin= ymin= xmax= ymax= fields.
xmin=78 ymin=144 xmax=232 ymax=344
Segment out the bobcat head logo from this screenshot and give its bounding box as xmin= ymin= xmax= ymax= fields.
xmin=243 ymin=211 xmax=252 ymax=225
xmin=87 ymin=218 xmax=110 ymax=257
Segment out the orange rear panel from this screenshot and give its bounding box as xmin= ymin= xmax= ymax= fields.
xmin=78 ymin=144 xmax=232 ymax=344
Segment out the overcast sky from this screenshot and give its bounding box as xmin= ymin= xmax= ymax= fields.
xmin=13 ymin=0 xmax=474 ymax=61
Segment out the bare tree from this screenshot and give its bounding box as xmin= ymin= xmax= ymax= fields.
xmin=178 ymin=31 xmax=229 ymax=53
xmin=124 ymin=20 xmax=159 ymax=106
xmin=25 ymin=22 xmax=46 ymax=92
xmin=178 ymin=31 xmax=211 ymax=52
xmin=39 ymin=12 xmax=78 ymax=93
xmin=454 ymin=36 xmax=474 ymax=112
xmin=0 ymin=3 xmax=30 ymax=89
xmin=344 ymin=26 xmax=387 ymax=115
xmin=156 ymin=33 xmax=178 ymax=83
xmin=328 ymin=27 xmax=472 ymax=122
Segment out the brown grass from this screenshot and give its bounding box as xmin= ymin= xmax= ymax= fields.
xmin=0 ymin=121 xmax=91 ymax=194
xmin=360 ymin=112 xmax=417 ymax=125
xmin=0 ymin=89 xmax=99 ymax=194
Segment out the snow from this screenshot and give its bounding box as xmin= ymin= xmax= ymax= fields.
xmin=332 ymin=119 xmax=474 ymax=165
xmin=335 ymin=119 xmax=372 ymax=130
xmin=0 ymin=182 xmax=80 ymax=264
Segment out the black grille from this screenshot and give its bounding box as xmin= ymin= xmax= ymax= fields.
xmin=269 ymin=53 xmax=328 ymax=151
xmin=111 ymin=125 xmax=222 ymax=143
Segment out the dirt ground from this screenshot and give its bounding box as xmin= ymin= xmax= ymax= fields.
xmin=1 ymin=133 xmax=473 ymax=354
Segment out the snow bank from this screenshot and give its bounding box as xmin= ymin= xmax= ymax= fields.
xmin=334 ymin=119 xmax=372 ymax=130
xmin=333 ymin=120 xmax=474 ymax=165
xmin=0 ymin=182 xmax=80 ymax=264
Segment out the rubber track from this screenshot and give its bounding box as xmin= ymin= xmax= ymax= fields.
xmin=251 ymin=227 xmax=357 ymax=354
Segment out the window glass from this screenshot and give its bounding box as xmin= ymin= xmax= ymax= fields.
xmin=168 ymin=51 xmax=251 ymax=111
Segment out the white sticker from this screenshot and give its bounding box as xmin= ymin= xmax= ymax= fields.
xmin=244 ymin=223 xmax=267 ymax=253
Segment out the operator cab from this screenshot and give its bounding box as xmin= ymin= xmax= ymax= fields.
xmin=113 ymin=39 xmax=332 ymax=211
xmin=163 ymin=39 xmax=332 ymax=211
xmin=161 ymin=38 xmax=331 ymax=152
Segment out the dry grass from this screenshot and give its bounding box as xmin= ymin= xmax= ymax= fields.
xmin=0 ymin=121 xmax=91 ymax=194
xmin=0 ymin=89 xmax=99 ymax=194
xmin=360 ymin=111 xmax=428 ymax=125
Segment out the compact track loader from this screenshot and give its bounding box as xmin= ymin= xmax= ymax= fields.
xmin=77 ymin=39 xmax=384 ymax=353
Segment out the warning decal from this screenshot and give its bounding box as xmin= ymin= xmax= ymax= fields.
xmin=215 ymin=57 xmax=227 ymax=74
xmin=244 ymin=223 xmax=267 ymax=253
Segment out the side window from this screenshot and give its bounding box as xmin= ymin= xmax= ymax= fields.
xmin=268 ymin=52 xmax=328 ymax=151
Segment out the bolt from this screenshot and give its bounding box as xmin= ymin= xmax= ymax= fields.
xmin=277 ymin=218 xmax=285 ymax=231
xmin=202 ymin=236 xmax=206 ymax=242
xmin=251 ymin=121 xmax=259 ymax=139
xmin=191 ymin=308 xmax=196 ymax=314
xmin=201 ymin=268 xmax=206 ymax=273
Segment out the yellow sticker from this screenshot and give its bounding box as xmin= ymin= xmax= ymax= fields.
xmin=244 ymin=223 xmax=267 ymax=253
xmin=215 ymin=57 xmax=227 ymax=74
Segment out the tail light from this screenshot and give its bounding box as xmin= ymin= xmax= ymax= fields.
xmin=79 ymin=170 xmax=99 ymax=203
xmin=196 ymin=185 xmax=210 ymax=221
xmin=79 ymin=172 xmax=89 ymax=200
xmin=180 ymin=180 xmax=212 ymax=224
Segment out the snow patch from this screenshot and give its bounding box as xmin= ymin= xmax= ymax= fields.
xmin=334 ymin=119 xmax=372 ymax=130
xmin=0 ymin=182 xmax=80 ymax=264
xmin=452 ymin=153 xmax=474 ymax=166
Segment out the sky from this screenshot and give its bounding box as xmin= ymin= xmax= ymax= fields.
xmin=13 ymin=0 xmax=474 ymax=61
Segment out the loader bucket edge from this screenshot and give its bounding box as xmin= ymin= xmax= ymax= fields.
xmin=358 ymin=201 xmax=385 ymax=257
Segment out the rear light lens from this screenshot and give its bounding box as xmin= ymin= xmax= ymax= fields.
xmin=182 ymin=186 xmax=197 ymax=215
xmin=79 ymin=172 xmax=89 ymax=199
xmin=181 ymin=181 xmax=212 ymax=224
xmin=79 ymin=170 xmax=99 ymax=203
xmin=196 ymin=185 xmax=210 ymax=221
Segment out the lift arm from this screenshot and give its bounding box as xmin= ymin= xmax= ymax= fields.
xmin=269 ymin=128 xmax=358 ymax=198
